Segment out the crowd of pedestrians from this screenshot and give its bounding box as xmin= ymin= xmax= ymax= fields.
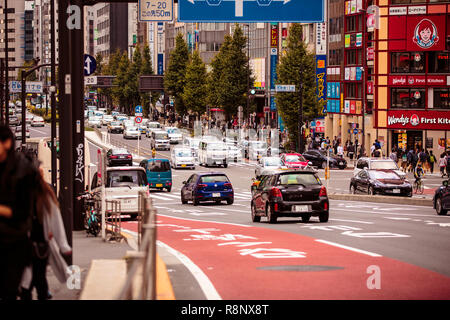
xmin=0 ymin=124 xmax=71 ymax=300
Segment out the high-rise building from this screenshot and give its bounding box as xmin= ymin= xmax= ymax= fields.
xmin=0 ymin=0 xmax=26 ymax=79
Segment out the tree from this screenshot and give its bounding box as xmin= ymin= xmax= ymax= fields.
xmin=182 ymin=50 xmax=208 ymax=118
xmin=164 ymin=33 xmax=189 ymax=116
xmin=140 ymin=44 xmax=159 ymax=117
xmin=112 ymin=52 xmax=130 ymax=113
xmin=124 ymin=44 xmax=142 ymax=112
xmin=208 ymin=25 xmax=253 ymax=120
xmin=276 ymin=24 xmax=320 ymax=151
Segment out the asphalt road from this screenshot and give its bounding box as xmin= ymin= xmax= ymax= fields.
xmin=31 ymin=123 xmax=450 ymax=299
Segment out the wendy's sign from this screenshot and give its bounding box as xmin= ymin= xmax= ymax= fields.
xmin=407 ymin=16 xmax=445 ymax=51
xmin=387 ymin=110 xmax=450 ymax=130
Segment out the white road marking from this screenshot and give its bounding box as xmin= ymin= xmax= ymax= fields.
xmin=332 ymin=207 xmax=450 ymax=218
xmin=157 ymin=213 xmax=251 ymax=228
xmin=29 ymin=127 xmax=48 ymax=135
xmin=329 ymin=219 xmax=374 ymax=225
xmin=157 ymin=240 xmax=222 ymax=300
xmin=315 ymin=239 xmax=382 ymax=257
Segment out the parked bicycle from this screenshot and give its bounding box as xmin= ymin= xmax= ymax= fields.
xmin=77 ymin=191 xmax=101 ymax=237
xmin=413 ymin=178 xmax=424 ymax=194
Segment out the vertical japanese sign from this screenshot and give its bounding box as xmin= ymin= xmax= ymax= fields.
xmin=316 ymin=55 xmax=327 ymax=115
xmin=157 ymin=22 xmax=164 ymax=75
xmin=270 ymin=23 xmax=279 ymax=112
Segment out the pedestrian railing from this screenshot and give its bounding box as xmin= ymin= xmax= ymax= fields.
xmin=105 ymin=199 xmax=123 ymax=242
xmin=117 ymin=191 xmax=157 ymax=300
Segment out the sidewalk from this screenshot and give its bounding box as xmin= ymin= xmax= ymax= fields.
xmin=46 ymin=231 xmax=131 ymax=300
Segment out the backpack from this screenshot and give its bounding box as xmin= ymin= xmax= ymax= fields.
xmin=430 ymin=155 xmax=435 ymax=163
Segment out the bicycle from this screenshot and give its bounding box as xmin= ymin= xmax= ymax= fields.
xmin=77 ymin=191 xmax=101 ymax=237
xmin=413 ymin=178 xmax=424 ymax=194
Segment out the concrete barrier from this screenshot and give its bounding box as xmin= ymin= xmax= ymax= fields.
xmin=329 ymin=193 xmax=433 ymax=207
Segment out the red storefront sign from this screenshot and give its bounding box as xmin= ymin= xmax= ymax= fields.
xmin=388 ymin=75 xmax=447 ymax=86
xmin=387 ymin=110 xmax=450 ymax=130
xmin=367 ymin=47 xmax=374 ymax=61
xmin=367 ymin=81 xmax=374 ymax=95
xmin=406 ymin=15 xmax=446 ymax=51
xmin=271 ymin=24 xmax=279 ymax=48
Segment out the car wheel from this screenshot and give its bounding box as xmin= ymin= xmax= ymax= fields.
xmin=301 ymin=214 xmax=311 ymax=223
xmin=436 ymin=197 xmax=448 ymax=215
xmin=226 ymin=198 xmax=234 ymax=205
xmin=193 ymin=195 xmax=199 ymax=206
xmin=319 ymin=211 xmax=329 ymax=223
xmin=251 ymin=202 xmax=261 ymax=222
xmin=266 ymin=204 xmax=277 ymax=224
xmin=166 ymin=187 xmax=171 ymax=192
xmin=223 ymin=163 xmax=228 ymax=168
xmin=321 ymin=161 xmax=327 ymax=169
xmin=351 ymin=184 xmax=357 ymax=194
xmin=215 ymin=200 xmax=221 ymax=204
xmin=368 ymin=186 xmax=375 ymax=195
xmin=181 ymin=194 xmax=188 ymax=204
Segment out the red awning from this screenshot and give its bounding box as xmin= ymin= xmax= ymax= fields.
xmin=210 ymin=108 xmax=224 ymax=112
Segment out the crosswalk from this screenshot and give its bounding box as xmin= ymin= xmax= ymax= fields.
xmin=149 ymin=190 xmax=254 ymax=203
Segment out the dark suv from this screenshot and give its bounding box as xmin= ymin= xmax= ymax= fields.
xmin=251 ymin=169 xmax=329 ymax=223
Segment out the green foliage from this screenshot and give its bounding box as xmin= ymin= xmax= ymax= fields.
xmin=208 ymin=25 xmax=253 ymax=120
xmin=182 ymin=50 xmax=208 ymax=117
xmin=164 ymin=33 xmax=189 ymax=116
xmin=276 ymin=23 xmax=320 ymax=147
xmin=112 ymin=52 xmax=131 ymax=113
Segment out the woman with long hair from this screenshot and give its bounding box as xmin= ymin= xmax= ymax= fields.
xmin=20 ymin=167 xmax=71 ymax=300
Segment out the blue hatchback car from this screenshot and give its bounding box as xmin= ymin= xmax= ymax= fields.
xmin=181 ymin=172 xmax=234 ymax=206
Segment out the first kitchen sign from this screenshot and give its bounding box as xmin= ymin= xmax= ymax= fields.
xmin=387 ymin=110 xmax=450 ymax=130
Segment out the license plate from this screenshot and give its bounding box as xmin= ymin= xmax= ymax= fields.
xmin=156 ymin=184 xmax=163 ymax=187
xmin=212 ymin=193 xmax=221 ymax=197
xmin=293 ymin=205 xmax=309 ymax=212
xmin=216 ymin=161 xmax=222 ymax=165
xmin=120 ymin=156 xmax=125 ymax=159
xmin=181 ymin=164 xmax=186 ymax=167
xmin=123 ymin=199 xmax=132 ymax=204
xmin=393 ymin=189 xmax=400 ymax=194
xmin=339 ymin=162 xmax=343 ymax=165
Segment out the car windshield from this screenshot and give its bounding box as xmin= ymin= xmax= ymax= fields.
xmin=167 ymin=128 xmax=180 ymax=134
xmin=110 ymin=121 xmax=121 ymax=126
xmin=371 ymin=161 xmax=398 ymax=170
xmin=199 ymin=175 xmax=230 ymax=184
xmin=175 ymin=150 xmax=191 ymax=157
xmin=285 ymin=155 xmax=306 ymax=162
xmin=148 ymin=123 xmax=161 ymax=128
xmin=128 ymin=127 xmax=138 ymax=131
xmin=147 ymin=160 xmax=171 ymax=172
xmin=264 ymin=158 xmax=282 ymax=166
xmin=369 ymin=171 xmax=400 ymax=180
xmin=106 ymin=170 xmax=147 ymax=187
xmin=209 ymin=143 xmax=227 ymax=151
xmin=250 ymin=141 xmax=267 ymax=149
xmin=155 ymin=133 xmax=168 ymax=140
xmin=277 ymin=173 xmax=321 ymax=186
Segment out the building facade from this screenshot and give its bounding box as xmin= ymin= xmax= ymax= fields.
xmin=373 ymin=0 xmax=450 ymax=158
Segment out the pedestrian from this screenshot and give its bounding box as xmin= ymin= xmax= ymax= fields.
xmin=446 ymin=151 xmax=450 ymax=178
xmin=428 ymin=151 xmax=436 ymax=174
xmin=439 ymin=153 xmax=447 ymax=177
xmin=389 ymin=148 xmax=397 ymax=163
xmin=20 ymin=167 xmax=72 ymax=300
xmin=401 ymin=151 xmax=408 ymax=172
xmin=337 ymin=143 xmax=344 ymax=157
xmin=348 ymin=142 xmax=355 ymax=160
xmin=0 ymin=125 xmax=39 ymax=300
xmin=370 ymin=143 xmax=376 ymax=157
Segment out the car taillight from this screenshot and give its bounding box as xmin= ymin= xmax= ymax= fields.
xmin=319 ymin=186 xmax=327 ymax=197
xmin=127 ymin=155 xmax=132 ymax=158
xmin=270 ymin=187 xmax=282 ymax=198
xmin=274 ymin=203 xmax=279 ymax=211
xmin=110 ymin=155 xmax=118 ymax=159
xmin=224 ymin=183 xmax=232 ymax=188
xmin=197 ymin=184 xmax=207 ymax=189
xmin=324 ymin=202 xmax=328 ymax=211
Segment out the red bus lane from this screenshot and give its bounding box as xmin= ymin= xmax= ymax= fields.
xmin=122 ymin=216 xmax=450 ymax=300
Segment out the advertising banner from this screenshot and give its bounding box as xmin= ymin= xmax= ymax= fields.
xmin=316 ymin=55 xmax=327 ymax=115
xmin=406 ymin=15 xmax=446 ymax=52
xmin=387 ymin=110 xmax=450 ymax=130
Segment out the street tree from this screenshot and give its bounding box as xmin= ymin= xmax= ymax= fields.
xmin=164 ymin=33 xmax=189 ymax=116
xmin=112 ymin=52 xmax=131 ymax=113
xmin=182 ymin=50 xmax=208 ymax=119
xmin=141 ymin=43 xmax=160 ymax=117
xmin=125 ymin=44 xmax=143 ymax=112
xmin=276 ymin=23 xmax=320 ymax=151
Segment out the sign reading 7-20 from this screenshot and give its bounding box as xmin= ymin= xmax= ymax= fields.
xmin=139 ymin=0 xmax=173 ymax=22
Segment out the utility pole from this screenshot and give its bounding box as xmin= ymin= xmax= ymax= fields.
xmin=4 ymin=0 xmax=9 ymax=126
xmin=58 ymin=0 xmax=73 ymax=265
xmin=50 ymin=0 xmax=57 ymax=191
xmin=0 ymin=58 xmax=4 ymax=123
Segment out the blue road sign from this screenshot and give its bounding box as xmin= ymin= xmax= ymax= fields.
xmin=353 ymin=129 xmax=358 ymax=135
xmin=84 ymin=54 xmax=97 ymax=76
xmin=178 ymin=0 xmax=324 ymax=22
xmin=135 ymin=105 xmax=143 ymax=114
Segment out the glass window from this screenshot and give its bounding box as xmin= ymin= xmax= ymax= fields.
xmin=391 ymin=88 xmax=425 ymax=109
xmin=370 ymin=160 xmax=399 ymax=170
xmin=391 ymin=52 xmax=424 ymax=73
xmin=433 ymin=89 xmax=450 ymax=109
xmin=148 ymin=160 xmax=171 ymax=172
xmin=368 ymin=170 xmax=400 ymax=180
xmin=200 ymin=175 xmax=230 ymax=183
xmin=428 ymin=52 xmax=450 ymax=73
xmin=285 ymin=155 xmax=306 ymax=162
xmin=107 ymin=170 xmax=147 ymax=187
xmin=277 ymin=173 xmax=321 ymax=186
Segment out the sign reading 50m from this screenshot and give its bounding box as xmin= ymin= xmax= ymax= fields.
xmin=179 ymin=0 xmax=324 ymax=22
xmin=139 ymin=0 xmax=173 ymax=21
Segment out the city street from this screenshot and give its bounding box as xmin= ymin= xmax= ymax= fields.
xmin=77 ymin=126 xmax=450 ymax=299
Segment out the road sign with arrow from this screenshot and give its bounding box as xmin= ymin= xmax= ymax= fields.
xmin=178 ymin=0 xmax=324 ymax=22
xmin=84 ymin=54 xmax=97 ymax=76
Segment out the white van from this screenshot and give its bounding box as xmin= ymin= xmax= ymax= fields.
xmin=198 ymin=140 xmax=228 ymax=168
xmin=150 ymin=130 xmax=170 ymax=150
xmin=91 ymin=167 xmax=148 ymax=220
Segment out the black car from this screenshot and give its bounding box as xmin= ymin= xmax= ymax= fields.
xmin=106 ymin=148 xmax=132 ymax=166
xmin=433 ymin=179 xmax=450 ymax=215
xmin=302 ymin=149 xmax=347 ymax=169
xmin=349 ymin=169 xmax=412 ymax=197
xmin=251 ymin=169 xmax=329 ymax=224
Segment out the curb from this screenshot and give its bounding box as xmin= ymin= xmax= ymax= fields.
xmin=329 ymin=193 xmax=433 ymax=207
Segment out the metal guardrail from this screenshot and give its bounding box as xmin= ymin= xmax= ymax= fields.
xmin=117 ymin=191 xmax=157 ymax=300
xmin=105 ymin=200 xmax=123 ymax=241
